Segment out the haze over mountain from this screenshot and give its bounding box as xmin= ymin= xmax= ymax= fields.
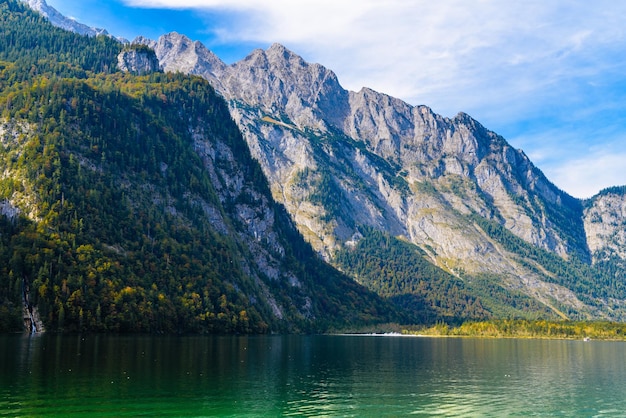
xmin=3 ymin=0 xmax=626 ymax=332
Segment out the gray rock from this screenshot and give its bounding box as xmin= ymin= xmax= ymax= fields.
xmin=117 ymin=47 xmax=160 ymax=75
xmin=584 ymin=189 xmax=626 ymax=262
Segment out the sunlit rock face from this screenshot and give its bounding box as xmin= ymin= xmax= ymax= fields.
xmin=584 ymin=190 xmax=626 ymax=263
xmin=117 ymin=48 xmax=161 ymax=75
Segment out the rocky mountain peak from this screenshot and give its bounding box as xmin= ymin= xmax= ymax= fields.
xmin=137 ymin=33 xmax=225 ymax=74
xmin=266 ymin=42 xmax=290 ymax=55
xmin=140 ymin=37 xmax=347 ymax=128
xmin=222 ymin=44 xmax=347 ymax=129
xmin=135 ymin=33 xmax=228 ymax=93
xmin=236 ymin=44 xmax=344 ymax=95
xmin=264 ymin=43 xmax=307 ymax=68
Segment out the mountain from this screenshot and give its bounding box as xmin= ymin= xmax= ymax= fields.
xmin=16 ymin=0 xmax=626 ymax=324
xmin=138 ymin=32 xmax=626 ymax=321
xmin=23 ymin=0 xmax=109 ymax=38
xmin=0 ymin=0 xmax=396 ymax=333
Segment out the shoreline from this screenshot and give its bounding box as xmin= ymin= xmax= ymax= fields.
xmin=333 ymin=319 xmax=626 ymax=342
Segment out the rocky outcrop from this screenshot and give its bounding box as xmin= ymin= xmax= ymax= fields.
xmin=584 ymin=188 xmax=626 ymax=262
xmin=117 ymin=46 xmax=161 ymax=75
xmin=0 ymin=200 xmax=20 ymax=221
xmin=22 ymin=281 xmax=45 ymax=334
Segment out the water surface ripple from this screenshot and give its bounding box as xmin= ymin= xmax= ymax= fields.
xmin=1 ymin=334 xmax=625 ymax=416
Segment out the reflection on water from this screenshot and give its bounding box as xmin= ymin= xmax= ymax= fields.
xmin=1 ymin=334 xmax=625 ymax=416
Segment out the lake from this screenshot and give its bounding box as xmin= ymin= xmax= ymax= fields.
xmin=1 ymin=334 xmax=625 ymax=417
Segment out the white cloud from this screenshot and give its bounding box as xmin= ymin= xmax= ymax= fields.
xmin=512 ymin=124 xmax=626 ymax=198
xmin=546 ymin=151 xmax=626 ymax=199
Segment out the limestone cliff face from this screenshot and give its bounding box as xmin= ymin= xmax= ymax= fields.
xmin=584 ymin=189 xmax=626 ymax=263
xmin=343 ymin=89 xmax=584 ymax=260
xmin=117 ymin=47 xmax=161 ymax=75
xmin=139 ymin=33 xmax=624 ymax=320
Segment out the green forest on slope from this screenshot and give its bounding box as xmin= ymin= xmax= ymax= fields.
xmin=334 ymin=228 xmax=558 ymax=324
xmin=470 ymin=214 xmax=626 ymax=315
xmin=0 ymin=0 xmax=395 ymax=333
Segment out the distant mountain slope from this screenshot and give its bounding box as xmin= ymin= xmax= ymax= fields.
xmin=0 ymin=0 xmax=395 ymax=333
xmin=140 ymin=32 xmax=626 ymax=321
xmin=23 ymin=0 xmax=110 ymax=37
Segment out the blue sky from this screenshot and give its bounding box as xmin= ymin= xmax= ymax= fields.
xmin=45 ymin=0 xmax=626 ymax=198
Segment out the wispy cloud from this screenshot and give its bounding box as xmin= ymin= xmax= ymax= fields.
xmin=546 ymin=151 xmax=626 ymax=199
xmin=121 ymin=2 xmax=626 ymax=102
xmin=118 ymin=0 xmax=626 ymax=196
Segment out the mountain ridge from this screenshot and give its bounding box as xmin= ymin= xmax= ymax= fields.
xmin=23 ymin=0 xmax=114 ymax=38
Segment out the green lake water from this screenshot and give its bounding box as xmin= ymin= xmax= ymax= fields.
xmin=1 ymin=334 xmax=625 ymax=417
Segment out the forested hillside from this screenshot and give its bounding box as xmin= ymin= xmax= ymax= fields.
xmin=335 ymin=228 xmax=557 ymax=323
xmin=0 ymin=0 xmax=395 ymax=333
